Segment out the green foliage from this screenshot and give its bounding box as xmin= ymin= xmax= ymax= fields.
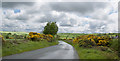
xmin=78 ymin=39 xmax=96 ymax=48
xmin=43 ymin=22 xmax=51 ymax=34
xmin=43 ymin=22 xmax=58 ymax=35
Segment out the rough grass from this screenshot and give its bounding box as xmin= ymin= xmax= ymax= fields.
xmin=74 ymin=45 xmax=118 ymax=59
xmin=110 ymin=39 xmax=118 ymax=51
xmin=63 ymin=40 xmax=118 ymax=59
xmin=0 ymin=47 xmax=2 ymax=57
xmin=2 ymin=40 xmax=58 ymax=57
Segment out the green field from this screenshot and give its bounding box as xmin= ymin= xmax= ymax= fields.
xmin=57 ymin=33 xmax=118 ymax=39
xmin=57 ymin=33 xmax=87 ymax=39
xmin=0 ymin=31 xmax=29 ymax=35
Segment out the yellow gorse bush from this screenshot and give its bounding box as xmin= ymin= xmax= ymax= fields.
xmin=48 ymin=34 xmax=53 ymax=38
xmin=28 ymin=32 xmax=53 ymax=41
xmin=0 ymin=35 xmax=5 ymax=42
xmin=0 ymin=35 xmax=3 ymax=38
xmin=73 ymin=38 xmax=79 ymax=43
xmin=73 ymin=34 xmax=112 ymax=47
xmin=29 ymin=32 xmax=33 ymax=36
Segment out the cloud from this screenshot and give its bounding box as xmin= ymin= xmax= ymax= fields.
xmin=2 ymin=2 xmax=35 ymax=9
xmin=1 ymin=2 xmax=118 ymax=33
xmin=49 ymin=2 xmax=107 ymax=15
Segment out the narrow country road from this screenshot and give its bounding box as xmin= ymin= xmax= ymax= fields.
xmin=2 ymin=41 xmax=79 ymax=59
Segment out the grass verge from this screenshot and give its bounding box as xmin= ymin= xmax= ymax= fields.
xmin=63 ymin=40 xmax=118 ymax=59
xmin=74 ymin=45 xmax=118 ymax=59
xmin=2 ymin=40 xmax=58 ymax=57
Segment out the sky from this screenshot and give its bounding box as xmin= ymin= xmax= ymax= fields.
xmin=0 ymin=0 xmax=119 ymax=33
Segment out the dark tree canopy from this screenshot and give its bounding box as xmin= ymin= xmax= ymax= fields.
xmin=43 ymin=22 xmax=58 ymax=35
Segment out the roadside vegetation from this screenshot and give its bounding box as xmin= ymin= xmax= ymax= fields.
xmin=0 ymin=22 xmax=59 ymax=57
xmin=1 ymin=32 xmax=59 ymax=57
xmin=2 ymin=40 xmax=58 ymax=57
xmin=60 ymin=33 xmax=119 ymax=59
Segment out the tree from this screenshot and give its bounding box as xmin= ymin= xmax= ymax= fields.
xmin=43 ymin=22 xmax=58 ymax=35
xmin=43 ymin=22 xmax=51 ymax=34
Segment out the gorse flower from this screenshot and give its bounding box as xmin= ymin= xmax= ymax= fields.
xmin=28 ymin=32 xmax=53 ymax=42
xmin=73 ymin=34 xmax=112 ymax=47
xmin=0 ymin=35 xmax=5 ymax=42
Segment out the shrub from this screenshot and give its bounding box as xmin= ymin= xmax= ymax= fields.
xmin=28 ymin=32 xmax=54 ymax=42
xmin=73 ymin=34 xmax=112 ymax=48
xmin=43 ymin=22 xmax=58 ymax=35
xmin=78 ymin=39 xmax=96 ymax=48
xmin=0 ymin=35 xmax=5 ymax=42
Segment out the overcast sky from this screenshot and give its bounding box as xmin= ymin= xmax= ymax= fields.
xmin=0 ymin=0 xmax=119 ymax=33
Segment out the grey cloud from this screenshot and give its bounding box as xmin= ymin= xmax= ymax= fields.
xmin=119 ymin=2 xmax=120 ymax=10
xmin=4 ymin=14 xmax=29 ymax=22
xmin=49 ymin=2 xmax=107 ymax=14
xmin=88 ymin=21 xmax=108 ymax=33
xmin=37 ymin=14 xmax=58 ymax=23
xmin=2 ymin=0 xmax=36 ymax=2
xmin=60 ymin=18 xmax=77 ymax=27
xmin=15 ymin=15 xmax=29 ymax=21
xmin=2 ymin=2 xmax=35 ymax=8
xmin=36 ymin=12 xmax=66 ymax=23
xmin=36 ymin=12 xmax=77 ymax=27
xmin=60 ymin=24 xmax=73 ymax=27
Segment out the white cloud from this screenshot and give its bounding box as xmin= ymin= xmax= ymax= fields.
xmin=1 ymin=2 xmax=119 ymax=33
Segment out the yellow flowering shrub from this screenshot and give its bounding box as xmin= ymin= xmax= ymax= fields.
xmin=73 ymin=38 xmax=79 ymax=44
xmin=0 ymin=35 xmax=5 ymax=42
xmin=37 ymin=33 xmax=40 ymax=35
xmin=28 ymin=32 xmax=53 ymax=42
xmin=48 ymin=34 xmax=53 ymax=38
xmin=29 ymin=32 xmax=33 ymax=36
xmin=73 ymin=34 xmax=112 ymax=48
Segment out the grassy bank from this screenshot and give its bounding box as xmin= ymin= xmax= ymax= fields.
xmin=74 ymin=45 xmax=118 ymax=59
xmin=2 ymin=40 xmax=58 ymax=57
xmin=63 ymin=40 xmax=118 ymax=59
